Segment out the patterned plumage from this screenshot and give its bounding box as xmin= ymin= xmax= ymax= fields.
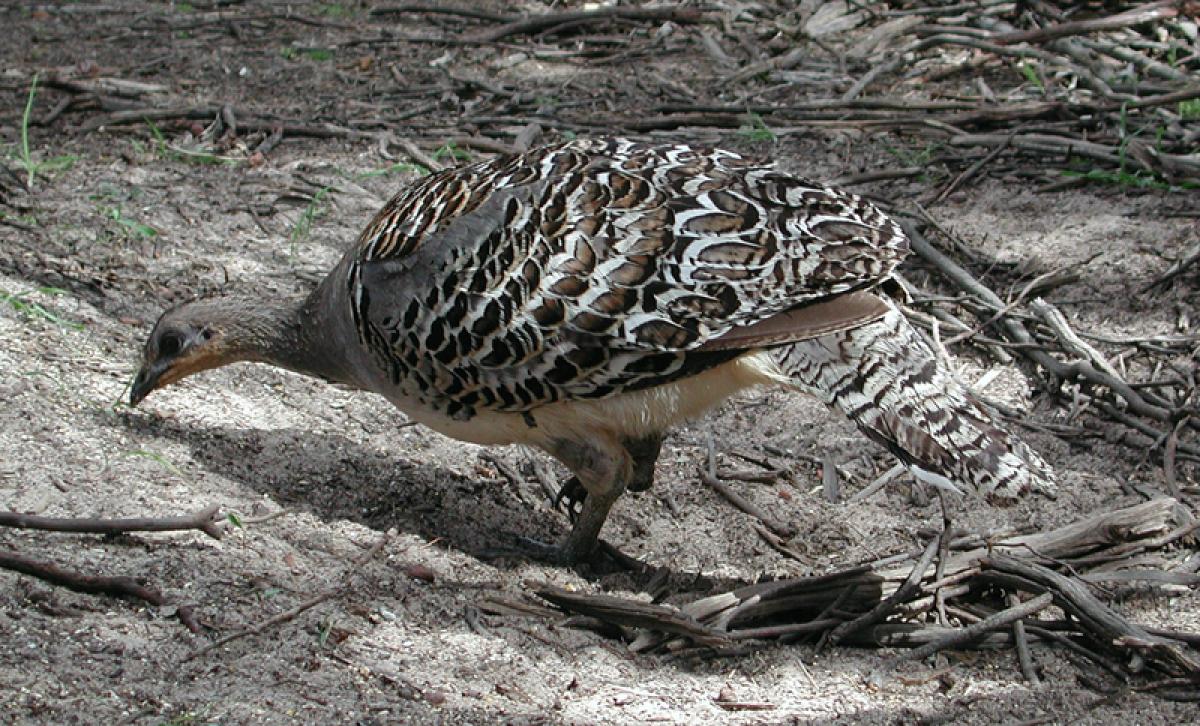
xmin=346 ymin=138 xmax=907 ymax=420
xmin=131 ymin=138 xmax=1055 ymax=564
xmin=774 ymin=303 xmax=1054 ymax=499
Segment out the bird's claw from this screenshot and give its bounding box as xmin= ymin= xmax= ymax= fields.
xmin=551 ymin=476 xmax=588 ymax=522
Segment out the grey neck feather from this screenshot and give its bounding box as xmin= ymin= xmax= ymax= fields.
xmin=219 ymin=288 xmax=352 ymax=386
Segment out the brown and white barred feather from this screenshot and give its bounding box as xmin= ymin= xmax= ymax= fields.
xmin=341 ymin=137 xmax=1053 ymax=499
xmin=347 ymin=138 xmax=906 ymax=420
xmin=771 ymin=300 xmax=1056 ymax=499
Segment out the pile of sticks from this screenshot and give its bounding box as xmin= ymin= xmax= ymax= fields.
xmin=526 ymin=498 xmax=1199 ymax=701
xmin=898 ymin=217 xmax=1198 ymax=491
xmin=631 ymin=0 xmax=1200 ymax=188
xmin=15 ymin=2 xmax=1199 ymax=190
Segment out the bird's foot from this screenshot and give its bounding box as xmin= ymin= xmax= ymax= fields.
xmin=477 ymin=535 xmax=635 ymax=574
xmin=476 ymin=535 xmax=584 ymax=566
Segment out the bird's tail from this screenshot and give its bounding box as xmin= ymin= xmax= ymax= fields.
xmin=771 ymin=300 xmax=1056 ymax=500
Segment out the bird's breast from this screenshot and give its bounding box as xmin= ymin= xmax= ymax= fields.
xmin=380 ymin=349 xmax=789 ymax=448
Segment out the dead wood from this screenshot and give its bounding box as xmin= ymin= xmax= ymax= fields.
xmin=469 ymin=7 xmax=704 ymax=44
xmin=0 ymin=550 xmax=201 ymax=633
xmin=902 ymin=219 xmax=1200 ymax=461
xmin=1009 ymin=591 xmax=1041 ymax=684
xmin=946 ymin=133 xmax=1200 ymax=180
xmin=990 ymin=2 xmax=1180 ymax=45
xmin=0 ymin=504 xmax=224 ymax=540
xmin=23 ymin=0 xmax=1199 ymax=193
xmin=534 ymin=498 xmax=1195 ymax=697
xmin=368 ymin=4 xmax=513 ymax=23
xmin=538 ymin=587 xmax=732 ymax=650
xmin=700 ymin=438 xmax=796 ymax=538
xmin=826 ymin=534 xmax=941 ymax=647
xmin=980 ymin=553 xmax=1200 ymax=676
xmin=870 ymin=592 xmax=1055 ymax=685
xmin=1143 ymin=242 xmax=1200 ymax=292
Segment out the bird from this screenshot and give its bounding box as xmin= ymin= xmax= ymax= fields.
xmin=130 ymin=137 xmax=1056 ymax=564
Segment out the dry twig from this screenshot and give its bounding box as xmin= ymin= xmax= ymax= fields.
xmin=0 ymin=504 xmax=224 ymax=540
xmin=188 ymin=529 xmax=394 ymax=659
xmin=534 ymin=499 xmax=1195 ymax=696
xmin=0 ymin=550 xmax=202 ymax=633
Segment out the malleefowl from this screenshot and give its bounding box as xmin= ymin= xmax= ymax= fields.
xmin=130 ymin=138 xmax=1055 ymax=563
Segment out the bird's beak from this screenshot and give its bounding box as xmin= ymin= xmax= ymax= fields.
xmin=128 ymin=344 xmax=229 ymax=407
xmin=129 ymin=364 xmax=163 ymax=407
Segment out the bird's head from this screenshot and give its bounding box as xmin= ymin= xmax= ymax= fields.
xmin=129 ymin=298 xmax=250 ymax=407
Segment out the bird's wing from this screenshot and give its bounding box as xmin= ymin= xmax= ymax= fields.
xmin=694 ymin=291 xmax=891 ymax=351
xmin=346 ymin=139 xmax=907 ymax=412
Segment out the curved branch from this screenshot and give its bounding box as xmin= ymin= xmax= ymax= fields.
xmin=0 ymin=550 xmax=201 ymax=633
xmin=0 ymin=504 xmax=224 ymax=540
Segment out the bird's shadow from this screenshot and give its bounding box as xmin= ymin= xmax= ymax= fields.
xmin=104 ymin=407 xmax=760 ymax=592
xmin=107 ymin=408 xmax=571 ymax=566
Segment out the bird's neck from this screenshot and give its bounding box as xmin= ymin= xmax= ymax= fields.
xmin=232 ymin=292 xmax=351 ymax=386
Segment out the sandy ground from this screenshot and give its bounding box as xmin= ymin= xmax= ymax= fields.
xmin=0 ymin=2 xmax=1197 ymax=724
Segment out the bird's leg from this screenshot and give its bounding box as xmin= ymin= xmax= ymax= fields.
xmin=624 ymin=434 xmax=664 ymax=493
xmin=552 ymin=434 xmax=663 ymax=521
xmin=546 ymin=436 xmax=631 ymax=564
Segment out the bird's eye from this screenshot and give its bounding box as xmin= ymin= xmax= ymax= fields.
xmin=158 ymin=332 xmax=184 ymax=357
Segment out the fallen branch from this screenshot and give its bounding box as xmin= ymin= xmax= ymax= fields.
xmin=1009 ymin=592 xmax=1041 ymax=684
xmin=981 ymin=553 xmax=1200 ymax=676
xmin=826 ymin=534 xmax=941 ymax=647
xmin=470 ymin=7 xmax=704 ymax=43
xmin=538 ymin=587 xmax=733 ymax=650
xmin=1143 ymin=242 xmax=1200 ymax=292
xmin=700 ymin=439 xmax=795 ymax=538
xmin=947 ymin=132 xmax=1200 ymax=180
xmin=902 ymin=220 xmax=1198 ymax=437
xmin=76 ymin=103 xmax=370 ymax=140
xmin=0 ymin=550 xmax=201 ymax=633
xmin=368 ymin=3 xmax=512 ymax=23
xmin=870 ymin=592 xmax=1054 ymax=685
xmin=0 ymin=504 xmax=223 ymax=540
xmin=990 ymin=1 xmax=1179 ymax=46
xmin=532 ymin=499 xmax=1194 ymax=696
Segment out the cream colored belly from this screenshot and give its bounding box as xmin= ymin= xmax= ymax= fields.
xmin=390 ymin=349 xmax=790 ymax=447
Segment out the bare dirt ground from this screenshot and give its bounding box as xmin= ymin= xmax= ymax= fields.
xmin=0 ymin=2 xmax=1197 ymax=724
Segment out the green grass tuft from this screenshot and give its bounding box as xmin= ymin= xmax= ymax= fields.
xmin=105 ymin=206 xmax=158 ymax=239
xmin=318 ymin=3 xmax=352 ymax=17
xmin=882 ymin=141 xmax=940 ymax=168
xmin=356 ymin=162 xmax=428 ymax=179
xmin=1018 ymin=62 xmax=1045 ymax=93
xmin=736 ymin=112 xmax=776 ymax=142
xmin=433 ymin=143 xmax=471 ymax=163
xmin=15 ymin=74 xmax=79 ymax=188
xmin=144 ymin=119 xmax=238 ymax=165
xmin=0 ymin=287 xmax=84 ymax=330
xmin=291 ymin=187 xmax=332 ymax=243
